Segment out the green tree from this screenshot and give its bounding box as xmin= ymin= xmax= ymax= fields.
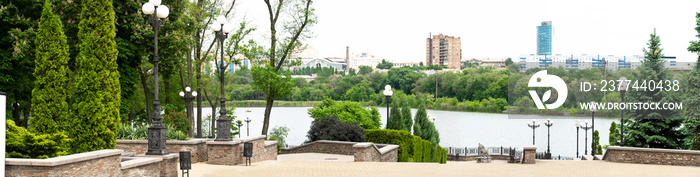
xmin=358 ymin=66 xmax=373 ymax=75
xmin=259 ymin=0 xmax=317 ymax=135
xmin=308 ymin=98 xmax=381 ymax=129
xmin=376 ymin=59 xmax=393 ymax=69
xmin=624 ymin=29 xmax=683 ymax=149
xmin=71 ymin=0 xmax=121 ymax=153
xmin=609 ymin=121 xmax=619 ymax=146
xmin=592 ymin=130 xmax=602 ymax=155
xmin=505 ymin=57 xmax=513 ymax=66
xmin=29 ymin=2 xmax=70 ymax=135
xmin=685 ymin=12 xmax=700 ymax=150
xmin=268 ymin=125 xmax=290 ymax=154
xmin=413 ymin=101 xmax=427 ymax=137
xmin=386 ymin=98 xmax=404 ymax=130
xmin=401 ymin=101 xmax=413 ymax=132
xmin=343 ymin=80 xmax=374 ymax=102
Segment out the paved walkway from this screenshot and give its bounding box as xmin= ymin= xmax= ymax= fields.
xmin=181 ymin=157 xmax=700 ymax=177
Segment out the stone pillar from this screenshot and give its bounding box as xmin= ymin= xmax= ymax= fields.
xmin=353 ymin=143 xmax=378 ymax=162
xmin=522 ymin=145 xmax=537 ymax=164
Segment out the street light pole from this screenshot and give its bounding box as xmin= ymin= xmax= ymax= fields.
xmin=544 ymin=119 xmax=553 ymax=158
xmin=383 ymin=85 xmax=393 ymax=127
xmin=619 ymin=77 xmax=627 ymax=146
xmin=581 ymin=120 xmax=592 ymax=155
xmin=142 ymin=0 xmax=170 ymax=155
xmin=245 ymin=117 xmax=251 ymax=137
xmin=576 ymin=120 xmax=581 ymax=158
xmin=590 ymin=101 xmax=597 ymax=155
xmin=527 ymin=119 xmax=540 ymax=145
xmin=213 ymin=15 xmax=232 ymax=141
xmin=235 ymin=121 xmax=243 ymax=138
xmin=179 ymin=87 xmax=197 ymax=138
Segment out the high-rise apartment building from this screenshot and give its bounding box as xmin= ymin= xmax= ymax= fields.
xmin=537 ymin=21 xmax=552 ymax=55
xmin=426 ymin=33 xmax=462 ymax=69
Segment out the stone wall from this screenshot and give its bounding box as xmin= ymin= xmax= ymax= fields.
xmin=136 ymin=153 xmax=179 ymax=177
xmin=282 ymin=140 xmax=398 ymax=162
xmin=521 ymin=145 xmax=536 ymax=164
xmin=207 ymin=135 xmax=278 ymax=166
xmin=603 ymin=146 xmax=700 ymax=167
xmin=120 ymin=157 xmax=162 ymax=177
xmin=281 ymin=140 xmax=357 ymax=155
xmin=116 ymin=139 xmax=209 ymax=163
xmin=6 ymin=149 xmax=123 ymax=177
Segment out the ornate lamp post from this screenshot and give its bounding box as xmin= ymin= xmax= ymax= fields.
xmin=590 ymin=101 xmax=597 ymax=155
xmin=527 ymin=119 xmax=540 ymax=145
xmin=575 ymin=119 xmax=581 ymax=158
xmin=544 ymin=119 xmax=553 ymax=158
xmin=212 ymin=15 xmax=232 ymax=141
xmin=383 ymin=85 xmax=393 ymax=127
xmin=619 ymin=76 xmax=627 ymax=146
xmin=245 ymin=117 xmax=251 ymax=137
xmin=179 ymin=87 xmax=197 ymax=137
xmin=142 ymin=0 xmax=170 ymax=155
xmin=235 ymin=121 xmax=243 ymax=138
xmin=581 ymin=120 xmax=592 ymax=155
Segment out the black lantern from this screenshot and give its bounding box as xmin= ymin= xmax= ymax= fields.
xmin=179 ymin=151 xmax=191 ymax=177
xmin=243 ymin=142 xmax=253 ymax=166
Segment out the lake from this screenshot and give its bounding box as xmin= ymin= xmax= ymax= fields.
xmin=194 ymin=106 xmax=616 ymax=158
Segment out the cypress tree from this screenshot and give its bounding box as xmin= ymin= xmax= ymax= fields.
xmin=624 ymin=29 xmax=683 ymax=148
xmin=71 ymin=0 xmax=120 ymax=153
xmin=30 ymin=1 xmax=70 ymax=135
xmin=685 ymin=12 xmax=700 ymax=150
xmin=608 ymin=121 xmax=619 ymax=146
xmin=387 ymin=98 xmax=404 ymax=130
xmin=414 ymin=101 xmax=427 ymax=137
xmin=592 ymin=130 xmax=602 ymax=155
xmin=401 ymin=101 xmax=413 ymax=132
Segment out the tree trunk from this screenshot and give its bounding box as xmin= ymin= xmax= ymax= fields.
xmin=178 ymin=67 xmax=194 ymax=138
xmin=262 ymin=93 xmax=274 ymax=136
xmin=196 ymin=60 xmax=203 ymax=138
xmin=203 ymin=89 xmax=218 ymax=138
xmin=22 ymin=104 xmax=30 ymax=128
xmin=138 ymin=66 xmax=153 ymax=124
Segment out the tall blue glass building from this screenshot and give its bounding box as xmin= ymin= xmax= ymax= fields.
xmin=537 ymin=21 xmax=552 ymax=55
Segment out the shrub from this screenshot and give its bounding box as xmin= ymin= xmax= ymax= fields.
xmin=162 ymin=109 xmax=190 ymax=136
xmin=268 ymin=126 xmax=290 ymax=154
xmin=412 ymin=136 xmax=424 ymax=162
xmin=116 ymin=123 xmax=188 ymax=140
xmin=364 ymin=129 xmax=412 ymax=162
xmin=308 ymin=98 xmax=382 ymax=129
xmin=6 ymin=120 xmax=70 ymax=159
xmin=432 ymin=145 xmax=447 ymax=164
xmin=307 ymin=115 xmax=365 ymax=143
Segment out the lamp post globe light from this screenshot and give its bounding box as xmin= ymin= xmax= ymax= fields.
xmin=527 ymin=119 xmax=540 ymax=145
xmin=142 ymin=0 xmax=170 ymax=155
xmin=213 ymin=15 xmax=232 ymax=141
xmin=619 ymin=76 xmax=627 ymax=146
xmin=575 ymin=120 xmax=581 ymax=158
xmin=179 ymin=87 xmax=197 ymax=137
xmin=383 ymin=85 xmax=393 ymax=127
xmin=581 ymin=120 xmax=592 ymax=155
xmin=590 ymin=101 xmax=597 ymax=155
xmin=544 ymin=119 xmax=553 ymax=159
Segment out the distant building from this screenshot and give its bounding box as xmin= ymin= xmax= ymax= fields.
xmin=537 ymin=21 xmax=552 ymax=55
xmin=517 ymin=54 xmax=686 ymax=71
xmin=464 ymin=58 xmax=507 ymax=68
xmin=426 ymin=33 xmax=462 ymax=69
xmin=295 ymin=58 xmax=346 ymax=71
xmin=393 ymin=62 xmax=420 ymax=68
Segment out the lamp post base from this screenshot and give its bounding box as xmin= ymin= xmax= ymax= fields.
xmin=215 ymin=118 xmax=232 ymax=141
xmin=146 ymin=125 xmax=168 ymax=155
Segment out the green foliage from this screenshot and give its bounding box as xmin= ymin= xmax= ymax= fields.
xmin=433 ymin=145 xmax=447 ymax=164
xmin=343 ymin=80 xmax=375 ymax=102
xmin=71 ymin=0 xmax=121 ymax=153
xmin=306 ymin=115 xmax=365 ymax=143
xmin=29 ymin=2 xmax=70 ymax=135
xmin=609 ymin=121 xmax=619 ymax=146
xmin=363 ymin=129 xmax=442 ymax=163
xmin=623 ymin=30 xmax=684 ymax=149
xmin=268 ymin=126 xmax=290 ymax=154
xmin=358 ymin=66 xmax=373 ymax=75
xmin=6 ymin=120 xmax=70 ymax=159
xmin=413 ymin=101 xmax=426 ymax=137
xmin=685 ymin=12 xmax=700 ymax=150
xmin=116 ymin=123 xmax=188 ymax=140
xmin=386 ymin=98 xmax=404 ymax=130
xmin=387 ymin=67 xmax=421 ymax=95
xmin=308 ymin=98 xmax=381 ymax=129
xmin=162 ymin=109 xmax=190 ymax=136
xmin=592 ymin=130 xmax=602 ymax=155
xmin=376 ymin=59 xmax=393 ymax=69
xmin=505 ymin=58 xmax=513 ymax=66
xmin=401 ymin=102 xmax=413 ymax=132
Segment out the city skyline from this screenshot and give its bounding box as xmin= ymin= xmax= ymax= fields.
xmin=233 ymin=0 xmax=700 ymax=63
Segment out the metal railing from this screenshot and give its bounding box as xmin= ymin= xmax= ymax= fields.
xmin=446 ymin=146 xmax=522 ymax=157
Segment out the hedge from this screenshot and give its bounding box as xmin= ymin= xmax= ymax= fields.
xmin=6 ymin=120 xmax=70 ymax=159
xmin=433 ymin=145 xmax=447 ymax=164
xmin=364 ymin=129 xmax=445 ymax=163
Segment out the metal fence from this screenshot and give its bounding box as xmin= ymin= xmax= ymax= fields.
xmin=446 ymin=146 xmax=522 ymax=157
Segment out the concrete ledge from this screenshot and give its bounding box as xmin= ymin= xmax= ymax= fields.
xmin=6 ymin=149 xmax=123 ymax=166
xmin=235 ymin=135 xmax=267 ymax=143
xmin=120 ymin=157 xmax=162 ymax=169
xmin=603 ymin=146 xmax=700 ymax=166
xmin=265 ymin=141 xmax=278 ymax=147
xmin=137 ymin=153 xmax=179 ymax=160
xmin=206 ymin=140 xmax=242 ymax=145
xmin=353 ymin=143 xmax=373 ymax=148
xmin=523 ymin=145 xmax=537 ymax=151
xmin=378 ymin=145 xmax=399 ymax=154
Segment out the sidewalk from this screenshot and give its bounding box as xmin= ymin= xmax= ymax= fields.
xmin=180 ymin=159 xmax=700 ymax=177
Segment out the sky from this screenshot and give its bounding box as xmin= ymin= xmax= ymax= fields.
xmin=230 ymin=0 xmax=700 ymax=63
